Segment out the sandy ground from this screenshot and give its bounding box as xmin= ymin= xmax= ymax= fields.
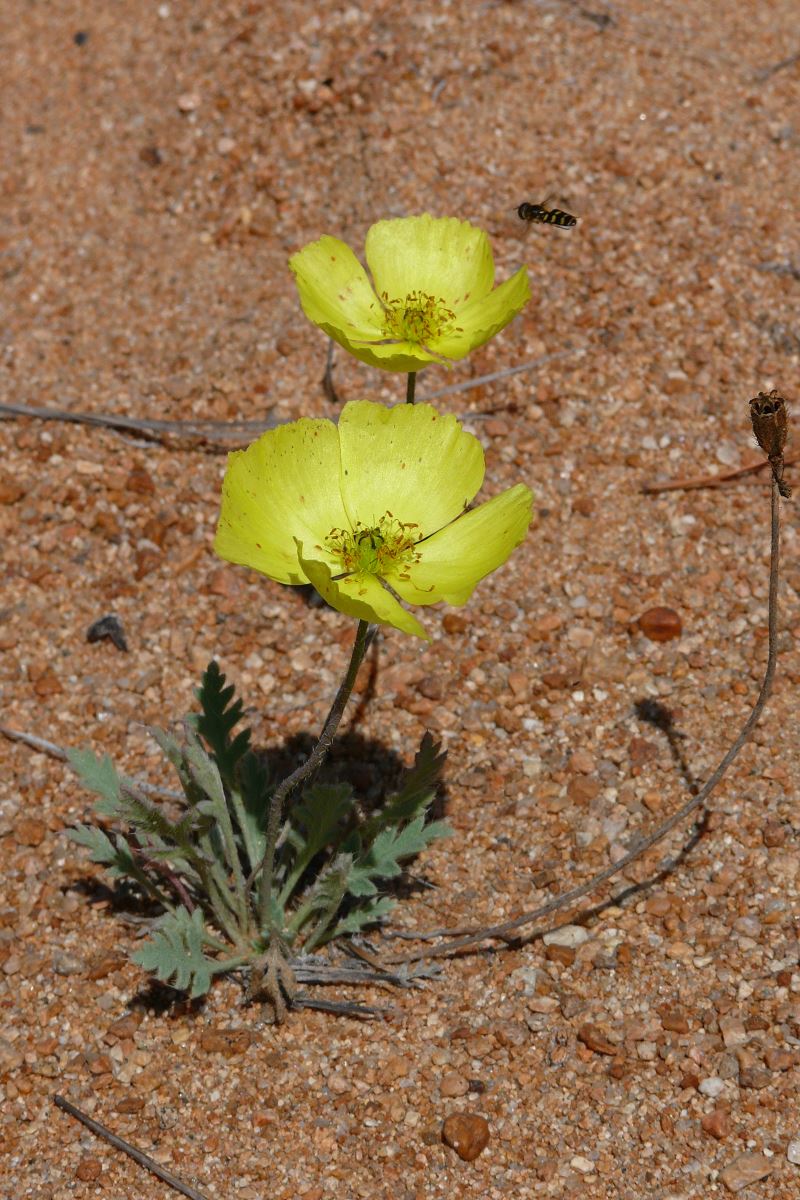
xmin=1 ymin=1 xmax=799 ymax=1197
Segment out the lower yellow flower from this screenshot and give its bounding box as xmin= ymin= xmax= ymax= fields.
xmin=214 ymin=401 xmax=533 ymax=638
xmin=289 ymin=214 xmax=531 ymax=372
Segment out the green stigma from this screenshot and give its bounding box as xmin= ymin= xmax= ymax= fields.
xmin=325 ymin=513 xmax=423 ymax=579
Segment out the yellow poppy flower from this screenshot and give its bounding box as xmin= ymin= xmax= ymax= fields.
xmin=214 ymin=401 xmax=533 ymax=638
xmin=289 ymin=214 xmax=530 ymax=372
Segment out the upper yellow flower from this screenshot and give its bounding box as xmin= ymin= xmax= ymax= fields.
xmin=214 ymin=401 xmax=533 ymax=638
xmin=289 ymin=214 xmax=531 ymax=373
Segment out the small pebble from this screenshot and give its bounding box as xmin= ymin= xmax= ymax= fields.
xmin=15 ymin=817 xmax=47 ymax=846
xmin=764 ymin=1047 xmax=794 ymax=1071
xmin=718 ymin=1152 xmax=773 ymax=1193
xmin=543 ymin=925 xmax=590 ymax=949
xmin=660 ymin=1009 xmax=690 ymax=1034
xmin=698 ymin=1075 xmax=725 ymax=1098
xmin=442 ymin=1113 xmax=490 ymax=1162
xmin=440 ymin=1072 xmax=469 ymax=1098
xmin=53 ymin=952 xmax=85 ymax=976
xmin=578 ymin=1023 xmax=618 ymax=1056
xmin=733 ymin=915 xmax=761 ymax=937
xmin=701 ymin=1108 xmax=731 ymax=1139
xmin=719 ymin=1015 xmax=748 ymax=1049
xmin=569 ymin=749 xmax=595 ymax=774
xmin=570 ymin=1155 xmax=595 ymax=1173
xmin=739 ymin=1067 xmax=771 ymax=1090
xmin=75 ymin=1157 xmax=102 ymax=1182
xmin=787 ymin=1139 xmax=800 ymax=1165
xmin=636 ymin=606 xmax=682 ymax=642
xmin=382 ymin=1054 xmax=412 ymax=1082
xmin=177 ymin=92 xmax=200 ymax=112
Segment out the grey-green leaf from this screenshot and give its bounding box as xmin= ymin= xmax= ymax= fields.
xmin=66 ymin=748 xmax=124 ymax=817
xmin=132 ymin=906 xmax=215 ymax=998
xmin=360 ymin=732 xmax=446 ymax=842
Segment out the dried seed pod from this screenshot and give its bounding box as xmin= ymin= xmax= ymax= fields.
xmin=750 ymin=389 xmax=788 ymax=459
xmin=749 ymin=389 xmax=791 ymax=498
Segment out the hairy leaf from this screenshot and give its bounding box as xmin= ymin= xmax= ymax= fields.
xmin=234 ymin=750 xmax=270 ymax=867
xmin=302 ymin=854 xmax=352 ymax=915
xmin=360 ymin=733 xmax=446 ymax=843
xmin=183 ymin=730 xmax=229 ymax=816
xmin=196 ymin=661 xmax=252 ymax=785
xmin=132 ymin=906 xmax=217 ymax=998
xmin=285 ymin=783 xmax=354 ymax=859
xmin=146 ymin=726 xmax=185 ymax=776
xmin=66 ymin=749 xmax=125 ymax=818
xmin=69 ymin=824 xmax=139 ymax=877
xmin=120 ymin=785 xmax=205 ymax=851
xmin=331 ymin=896 xmax=395 ymax=939
xmin=346 ymin=816 xmax=450 ymax=898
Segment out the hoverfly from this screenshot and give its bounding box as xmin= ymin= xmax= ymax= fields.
xmin=517 ymin=201 xmax=577 ymax=228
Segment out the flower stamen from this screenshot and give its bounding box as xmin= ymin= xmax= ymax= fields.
xmin=325 ymin=512 xmax=423 ymax=580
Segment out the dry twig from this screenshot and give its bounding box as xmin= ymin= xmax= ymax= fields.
xmin=386 ymin=400 xmax=787 ymax=964
xmin=54 ymin=1094 xmax=213 ymax=1200
xmin=0 ymin=400 xmax=277 ymax=451
xmin=642 ymin=452 xmax=800 ymax=494
xmin=0 ymin=724 xmax=183 ymax=801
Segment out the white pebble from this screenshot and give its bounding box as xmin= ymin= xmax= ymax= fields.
xmin=542 ymin=924 xmax=590 ymax=949
xmin=570 ymin=1155 xmax=595 ymax=1174
xmin=698 ymin=1075 xmax=725 ymax=1098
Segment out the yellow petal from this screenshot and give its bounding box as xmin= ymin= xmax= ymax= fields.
xmin=433 ymin=266 xmax=531 ymax=359
xmin=289 ymin=235 xmax=385 ymax=340
xmin=365 ymin=214 xmax=494 ymax=309
xmin=299 ymin=547 xmax=429 ymax=639
xmin=336 ymin=401 xmax=484 ymax=536
xmin=389 ymin=485 xmax=533 ymax=606
xmin=214 ymin=418 xmax=347 ymax=584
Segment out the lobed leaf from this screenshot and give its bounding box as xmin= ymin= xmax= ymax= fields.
xmin=346 ymin=816 xmax=450 ymax=898
xmin=69 ymin=824 xmax=139 ymax=877
xmin=66 ymin=749 xmax=125 ymax=817
xmin=196 ymin=660 xmax=252 ymax=785
xmin=331 ymin=896 xmax=395 ymax=939
xmin=359 ymin=732 xmax=446 ymax=843
xmin=132 ymin=906 xmax=216 ymax=998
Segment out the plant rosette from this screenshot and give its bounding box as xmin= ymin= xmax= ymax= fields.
xmin=214 ymin=399 xmax=534 ymax=638
xmin=289 ymin=213 xmax=531 ymax=372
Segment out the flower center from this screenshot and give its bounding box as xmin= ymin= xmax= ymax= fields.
xmin=325 ymin=512 xmax=423 ymax=579
xmin=380 ymin=290 xmax=457 ymax=348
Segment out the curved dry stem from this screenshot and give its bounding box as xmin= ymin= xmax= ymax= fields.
xmin=255 ymin=620 xmax=375 ymax=929
xmin=387 ymin=479 xmax=783 ymax=964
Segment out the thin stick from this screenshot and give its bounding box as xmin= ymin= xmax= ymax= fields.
xmin=0 ymin=400 xmax=277 ymax=450
xmin=292 ymin=994 xmax=395 ymax=1018
xmin=755 ymin=50 xmax=800 ymax=81
xmin=0 ymin=724 xmax=183 ymax=800
xmin=386 ymin=477 xmax=782 ymax=964
xmin=322 ymin=338 xmax=340 ymax=403
xmin=53 ymin=1094 xmax=213 ymax=1200
xmin=1 ymin=349 xmax=581 ymax=451
xmin=423 ymin=349 xmax=582 ymax=401
xmin=642 ymin=455 xmax=799 ymax=495
xmin=406 ymin=372 xmax=417 ymax=404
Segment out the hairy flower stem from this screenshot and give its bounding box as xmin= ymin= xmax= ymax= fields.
xmin=388 ymin=476 xmax=784 ymax=964
xmin=256 ymin=620 xmax=374 ymax=931
xmin=406 ymin=371 xmax=417 ymax=404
